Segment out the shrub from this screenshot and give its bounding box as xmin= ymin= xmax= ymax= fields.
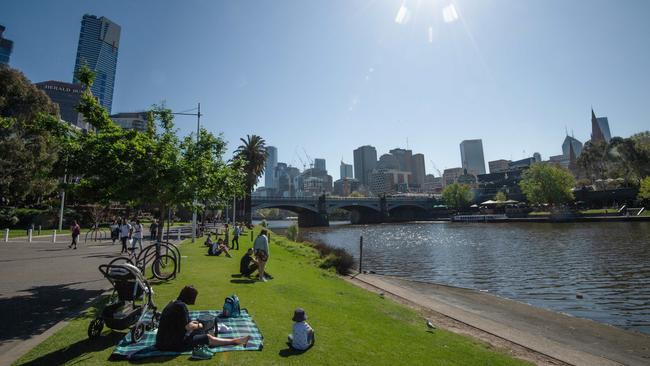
xmin=286 ymin=223 xmax=299 ymax=241
xmin=311 ymin=240 xmax=355 ymax=275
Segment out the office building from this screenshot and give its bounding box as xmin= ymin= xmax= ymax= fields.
xmin=591 ymin=109 xmax=611 ymax=143
xmin=110 ymin=112 xmax=148 ymax=132
xmin=0 ymin=25 xmax=13 ymax=64
xmin=411 ymin=153 xmax=426 ymax=188
xmin=460 ymin=139 xmax=486 ymax=175
xmin=36 ymin=80 xmax=87 ymax=129
xmin=423 ymin=174 xmax=443 ymax=194
xmin=340 ymin=161 xmax=353 ymax=179
xmin=73 ymin=14 xmax=121 ymax=114
xmin=264 ymin=146 xmax=278 ymax=189
xmin=389 ymin=148 xmax=413 ymax=173
xmin=562 ymin=136 xmax=582 ymax=159
xmin=488 ymin=159 xmax=511 ymax=173
xmin=377 ymin=154 xmax=400 ymax=170
xmin=333 ymin=178 xmax=361 ymax=197
xmin=353 ymin=145 xmax=377 ymax=187
xmin=443 ymin=167 xmax=464 ymax=186
xmin=314 ymin=158 xmax=326 ymax=171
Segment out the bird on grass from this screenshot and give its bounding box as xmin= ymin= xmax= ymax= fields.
xmin=379 ymin=292 xmax=385 ymax=298
xmin=426 ymin=320 xmax=436 ymax=331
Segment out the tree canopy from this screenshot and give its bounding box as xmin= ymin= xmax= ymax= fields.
xmin=0 ymin=65 xmax=74 ymax=206
xmin=442 ymin=183 xmax=473 ymax=209
xmin=234 ymin=134 xmax=267 ymax=222
xmin=519 ymin=163 xmax=576 ymax=205
xmin=578 ymin=133 xmax=650 ymax=185
xmin=638 ymin=176 xmax=650 ymax=204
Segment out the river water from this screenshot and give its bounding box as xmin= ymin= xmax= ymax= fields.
xmin=295 ymin=221 xmax=650 ymax=335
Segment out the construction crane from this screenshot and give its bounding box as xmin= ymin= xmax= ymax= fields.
xmin=294 ymin=150 xmax=307 ymax=170
xmin=430 ymin=160 xmax=442 ymax=177
xmin=302 ymin=147 xmax=314 ymax=169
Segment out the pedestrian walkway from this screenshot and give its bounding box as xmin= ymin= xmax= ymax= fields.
xmin=351 ymin=274 xmax=650 ymax=366
xmin=0 ymin=232 xmax=186 ymax=365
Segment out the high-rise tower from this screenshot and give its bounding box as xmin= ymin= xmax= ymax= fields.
xmin=460 ymin=139 xmax=486 ymax=176
xmin=591 ymin=109 xmax=611 ymax=143
xmin=73 ymin=15 xmax=121 ymax=113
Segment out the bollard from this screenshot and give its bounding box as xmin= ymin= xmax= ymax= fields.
xmin=359 ymin=236 xmax=363 ymax=274
xmin=52 ymin=230 xmax=57 ymax=243
xmin=177 ymin=227 xmax=181 ymax=241
xmin=28 ymin=229 xmax=33 ymax=243
xmin=4 ymin=229 xmax=8 ymax=242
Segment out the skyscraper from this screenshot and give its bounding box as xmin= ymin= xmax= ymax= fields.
xmin=411 ymin=153 xmax=426 ymax=187
xmin=562 ymin=135 xmax=582 ymax=158
xmin=36 ymin=81 xmax=87 ymax=129
xmin=314 ymin=158 xmax=326 ymax=171
xmin=340 ymin=161 xmax=353 ymax=179
xmin=353 ymin=145 xmax=377 ymax=187
xmin=460 ymin=139 xmax=486 ymax=175
xmin=72 ymin=15 xmax=121 ymax=114
xmin=264 ymin=146 xmax=278 ymax=189
xmin=389 ymin=148 xmax=413 ymax=173
xmin=0 ymin=25 xmax=14 ymax=65
xmin=591 ymin=109 xmax=611 ymax=143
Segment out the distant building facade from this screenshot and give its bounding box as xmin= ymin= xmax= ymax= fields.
xmin=333 ymin=178 xmax=361 ymax=197
xmin=0 ymin=25 xmax=13 ymax=64
xmin=411 ymin=153 xmax=426 ymax=188
xmin=562 ymin=136 xmax=582 ymax=159
xmin=35 ymin=80 xmax=89 ymax=130
xmin=389 ymin=148 xmax=413 ymax=174
xmin=73 ymin=14 xmax=121 ymax=114
xmin=488 ymin=159 xmax=511 ymax=173
xmin=590 ymin=109 xmax=611 ymax=143
xmin=443 ymin=167 xmax=464 ymax=186
xmin=110 ymin=112 xmax=147 ymax=132
xmin=314 ymin=158 xmax=326 ymax=171
xmin=423 ymin=174 xmax=443 ymax=193
xmin=460 ymin=139 xmax=486 ymax=175
xmin=340 ymin=161 xmax=353 ymax=179
xmin=264 ymin=146 xmax=278 ymax=189
xmin=353 ymin=145 xmax=377 ymax=187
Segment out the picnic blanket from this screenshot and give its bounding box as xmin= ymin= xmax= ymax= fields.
xmin=111 ymin=309 xmax=263 ymax=360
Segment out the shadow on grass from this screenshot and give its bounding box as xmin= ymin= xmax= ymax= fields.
xmin=127 ymin=355 xmax=180 ymax=364
xmin=278 ymin=343 xmax=312 ymax=358
xmin=230 ymin=279 xmax=256 ymax=284
xmin=17 ymin=331 xmax=124 ymax=366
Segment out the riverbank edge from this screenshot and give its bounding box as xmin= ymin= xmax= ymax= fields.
xmin=348 ymin=274 xmax=650 ymax=366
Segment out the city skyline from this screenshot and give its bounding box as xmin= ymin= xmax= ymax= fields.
xmin=2 ymin=1 xmax=650 ymax=173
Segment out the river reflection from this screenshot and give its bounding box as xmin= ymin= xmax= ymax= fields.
xmin=303 ymin=222 xmax=650 ymax=335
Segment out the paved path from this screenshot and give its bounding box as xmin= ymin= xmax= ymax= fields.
xmin=352 ymin=274 xmax=650 ymax=366
xmin=0 ymin=235 xmax=170 ymax=365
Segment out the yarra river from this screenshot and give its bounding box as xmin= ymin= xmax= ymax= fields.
xmin=277 ymin=221 xmax=650 ymax=335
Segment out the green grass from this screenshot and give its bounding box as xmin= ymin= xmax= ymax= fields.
xmin=527 ymin=211 xmax=550 ymax=216
xmin=15 ymin=228 xmax=531 ymax=366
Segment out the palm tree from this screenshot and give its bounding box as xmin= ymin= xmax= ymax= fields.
xmin=234 ymin=135 xmax=267 ymax=223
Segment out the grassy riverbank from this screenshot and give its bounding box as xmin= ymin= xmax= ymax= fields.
xmin=15 ymin=228 xmax=531 ymax=365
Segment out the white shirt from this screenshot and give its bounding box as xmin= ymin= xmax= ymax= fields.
xmin=291 ymin=321 xmax=313 ymax=350
xmin=253 ymin=235 xmax=269 ymax=255
xmin=120 ymin=223 xmax=132 ymax=238
xmin=133 ymin=224 xmax=143 ymax=239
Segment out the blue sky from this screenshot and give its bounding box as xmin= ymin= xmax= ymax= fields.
xmin=2 ymin=0 xmax=649 ymax=180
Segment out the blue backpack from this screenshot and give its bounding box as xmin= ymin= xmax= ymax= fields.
xmin=222 ymin=294 xmax=240 ymax=318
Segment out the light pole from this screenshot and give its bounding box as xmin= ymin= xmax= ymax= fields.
xmin=172 ymin=103 xmax=202 ymax=243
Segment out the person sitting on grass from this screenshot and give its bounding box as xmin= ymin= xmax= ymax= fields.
xmin=156 ymin=286 xmax=251 ymax=360
xmin=204 ymin=233 xmax=214 ymax=247
xmin=240 ymin=248 xmax=258 ymax=277
xmin=288 ymin=308 xmax=314 ymax=351
xmin=208 ymin=238 xmax=232 ymax=257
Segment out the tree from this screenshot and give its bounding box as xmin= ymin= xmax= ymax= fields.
xmin=577 ymin=140 xmax=608 ymax=182
xmin=234 ymin=135 xmax=267 ymax=223
xmin=494 ymin=191 xmax=507 ymax=202
xmin=519 ymin=163 xmax=576 ymax=206
xmin=638 ymin=176 xmax=650 ymax=205
xmin=442 ymin=183 xmax=473 ymax=210
xmin=0 ymin=65 xmax=74 ymax=206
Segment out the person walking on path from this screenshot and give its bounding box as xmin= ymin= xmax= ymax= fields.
xmin=69 ymin=221 xmax=81 ymax=249
xmin=150 ymin=220 xmax=158 ymax=241
xmin=231 ymin=224 xmax=240 ymax=250
xmin=110 ymin=219 xmax=119 ymax=245
xmin=131 ymin=219 xmax=144 ymax=252
xmin=119 ymin=219 xmax=132 ymax=254
xmin=253 ymin=229 xmax=270 ymax=282
xmin=224 ymin=224 xmax=230 ymax=248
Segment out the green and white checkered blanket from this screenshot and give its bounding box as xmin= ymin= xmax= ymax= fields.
xmin=111 ymin=309 xmax=263 ymax=360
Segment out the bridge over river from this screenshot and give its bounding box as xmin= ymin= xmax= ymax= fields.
xmin=251 ymin=196 xmax=445 ymax=227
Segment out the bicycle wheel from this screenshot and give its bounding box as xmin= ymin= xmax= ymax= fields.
xmin=151 ymin=254 xmax=177 ymax=280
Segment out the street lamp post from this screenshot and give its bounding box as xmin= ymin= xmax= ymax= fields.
xmin=172 ymin=103 xmax=202 ymax=243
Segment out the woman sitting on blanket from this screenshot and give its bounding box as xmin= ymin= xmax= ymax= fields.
xmin=156 ymin=286 xmax=250 ymax=359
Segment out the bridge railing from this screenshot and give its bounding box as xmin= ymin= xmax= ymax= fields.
xmin=253 ymin=195 xmax=435 ymax=202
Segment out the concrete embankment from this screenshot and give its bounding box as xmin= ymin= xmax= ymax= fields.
xmin=350 ymin=274 xmax=650 ymax=366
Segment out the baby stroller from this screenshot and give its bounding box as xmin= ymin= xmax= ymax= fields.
xmin=88 ymin=262 xmax=159 ymax=342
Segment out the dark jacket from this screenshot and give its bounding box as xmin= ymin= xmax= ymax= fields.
xmin=156 ymin=300 xmax=190 ymax=351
